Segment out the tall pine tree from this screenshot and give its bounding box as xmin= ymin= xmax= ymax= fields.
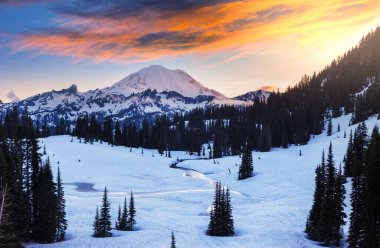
xmin=96 ymin=187 xmax=112 ymax=237
xmin=34 ymin=158 xmax=58 ymax=243
xmin=127 ymin=192 xmax=136 ymax=231
xmin=305 ymin=151 xmax=326 ymax=240
xmin=207 ymin=182 xmax=234 ymax=236
xmin=55 ymin=167 xmax=67 ymax=242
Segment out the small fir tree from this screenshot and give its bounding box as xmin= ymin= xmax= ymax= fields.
xmin=118 ymin=197 xmax=129 ymax=231
xmin=95 ymin=187 xmax=112 ymax=237
xmin=115 ymin=204 xmax=121 ymax=230
xmin=93 ymin=207 xmax=100 ymax=237
xmin=238 ymin=144 xmax=253 ymax=180
xmin=170 ymin=231 xmax=176 ymax=248
xmin=127 ymin=192 xmax=136 ymax=231
xmin=327 ymin=116 xmax=333 ymax=136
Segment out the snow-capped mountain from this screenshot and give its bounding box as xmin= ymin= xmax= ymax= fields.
xmin=234 ymin=90 xmax=271 ymax=102
xmin=0 ymin=65 xmax=251 ymax=125
xmin=106 ymin=65 xmax=224 ymax=98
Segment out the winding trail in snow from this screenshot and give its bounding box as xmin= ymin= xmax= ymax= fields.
xmin=170 ymin=158 xmax=249 ymax=197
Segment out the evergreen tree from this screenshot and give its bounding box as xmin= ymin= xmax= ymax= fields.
xmin=170 ymin=231 xmax=176 ymax=248
xmin=0 ymin=187 xmax=22 ymax=248
xmin=344 ymin=130 xmax=354 ymax=177
xmin=327 ymin=116 xmax=333 ymax=136
xmin=333 ymin=164 xmax=346 ymax=246
xmin=238 ymin=144 xmax=253 ymax=180
xmin=119 ymin=197 xmax=128 ymax=231
xmin=55 ymin=167 xmax=67 ymax=242
xmin=96 ymin=187 xmax=112 ymax=237
xmin=206 ymin=182 xmax=234 ymax=236
xmin=362 ymin=126 xmax=380 ymax=247
xmin=224 ymin=188 xmax=234 ymax=236
xmin=349 ymin=123 xmax=368 ymax=248
xmin=127 ymin=192 xmax=136 ymax=231
xmin=207 ymin=182 xmax=221 ymax=236
xmin=305 ymin=152 xmax=326 ymax=240
xmin=93 ymin=207 xmax=100 ymax=237
xmin=318 ymin=143 xmax=337 ymax=246
xmin=115 ymin=204 xmax=121 ymax=230
xmin=320 ymin=143 xmax=345 ymax=246
xmin=34 ymin=158 xmax=58 ymax=243
xmin=306 ymin=145 xmax=346 ymax=246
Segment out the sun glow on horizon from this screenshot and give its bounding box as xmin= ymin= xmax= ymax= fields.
xmin=0 ymin=0 xmax=379 ymax=101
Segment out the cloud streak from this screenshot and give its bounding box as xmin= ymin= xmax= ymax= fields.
xmin=7 ymin=90 xmax=20 ymax=102
xmin=5 ymin=0 xmax=380 ymax=63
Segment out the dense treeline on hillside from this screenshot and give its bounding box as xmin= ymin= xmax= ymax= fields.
xmin=305 ymin=144 xmax=346 ymax=246
xmin=306 ymin=123 xmax=380 ymax=247
xmin=0 ymin=108 xmax=67 ymax=246
xmin=344 ymin=123 xmax=380 ymax=247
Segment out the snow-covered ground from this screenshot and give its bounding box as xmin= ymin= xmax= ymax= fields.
xmin=25 ymin=114 xmax=379 ymax=248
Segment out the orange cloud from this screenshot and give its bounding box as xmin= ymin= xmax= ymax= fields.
xmin=260 ymin=86 xmax=276 ymax=92
xmin=7 ymin=0 xmax=380 ymax=63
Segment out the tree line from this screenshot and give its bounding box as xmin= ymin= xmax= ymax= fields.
xmin=0 ymin=108 xmax=67 ymax=247
xmin=344 ymin=123 xmax=380 ymax=247
xmin=306 ymin=123 xmax=380 ymax=247
xmin=305 ymin=143 xmax=346 ymax=246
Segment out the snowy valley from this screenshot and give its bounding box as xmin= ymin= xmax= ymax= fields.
xmin=23 ymin=114 xmax=379 ymax=248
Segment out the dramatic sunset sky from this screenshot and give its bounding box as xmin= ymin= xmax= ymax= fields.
xmin=0 ymin=0 xmax=379 ymax=102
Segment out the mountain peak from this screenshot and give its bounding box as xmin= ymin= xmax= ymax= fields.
xmin=67 ymin=84 xmax=78 ymax=94
xmin=234 ymin=90 xmax=271 ymax=102
xmin=106 ymin=65 xmax=225 ymax=98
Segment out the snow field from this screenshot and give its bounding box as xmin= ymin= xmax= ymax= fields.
xmin=25 ymin=114 xmax=380 ymax=247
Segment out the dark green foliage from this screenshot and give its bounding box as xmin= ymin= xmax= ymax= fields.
xmin=344 ymin=131 xmax=354 ymax=177
xmin=94 ymin=187 xmax=112 ymax=238
xmin=127 ymin=192 xmax=136 ymax=231
xmin=34 ymin=158 xmax=58 ymax=243
xmin=238 ymin=144 xmax=253 ymax=180
xmin=306 ymin=144 xmax=346 ymax=246
xmin=305 ymin=152 xmax=326 ymax=240
xmin=0 ymin=188 xmax=22 ymax=248
xmin=115 ymin=204 xmax=121 ymax=230
xmin=170 ymin=231 xmax=176 ymax=248
xmin=56 ymin=167 xmax=67 ymax=242
xmin=0 ymin=108 xmax=66 ymax=246
xmin=114 ymin=121 xmax=122 ymax=146
xmin=327 ymin=116 xmax=333 ymax=136
xmin=349 ymin=125 xmax=380 ymax=247
xmin=93 ymin=207 xmax=100 ymax=237
xmin=116 ymin=197 xmax=129 ymax=231
xmin=362 ymin=126 xmax=380 ymax=247
xmin=207 ymin=182 xmax=234 ymax=236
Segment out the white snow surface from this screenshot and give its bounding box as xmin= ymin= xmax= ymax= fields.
xmin=24 ymin=114 xmax=380 ymax=248
xmin=107 ymin=65 xmax=225 ymax=98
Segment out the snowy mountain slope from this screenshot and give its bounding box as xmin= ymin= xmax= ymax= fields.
xmin=106 ymin=65 xmax=225 ymax=98
xmin=25 ymin=114 xmax=379 ymax=248
xmin=233 ymin=89 xmax=271 ymax=102
xmin=1 ymin=65 xmax=247 ymax=124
